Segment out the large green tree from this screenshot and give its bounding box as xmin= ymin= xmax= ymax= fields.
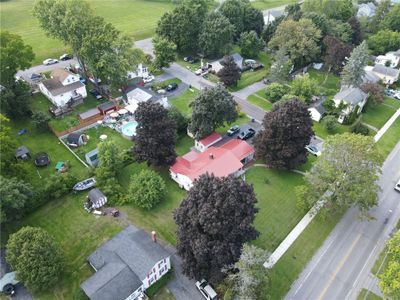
xmin=0 ymin=31 xmax=34 ymax=87
xmin=323 ymin=35 xmax=353 ymax=74
xmin=341 ymin=41 xmax=369 ymax=87
xmin=127 ymin=169 xmax=166 ymax=209
xmin=229 ymin=244 xmax=270 ymax=300
xmin=6 ymin=227 xmax=64 ymax=292
xmin=379 ymin=232 xmax=400 ymax=297
xmin=217 ymin=55 xmax=241 ymax=87
xmin=264 ymin=82 xmax=289 ymax=102
xmin=220 ymin=0 xmax=250 ymax=37
xmin=269 ymin=18 xmax=321 ymax=66
xmin=238 ymin=31 xmax=265 ymax=58
xmin=189 ymin=85 xmax=237 ymax=139
xmin=0 ymin=80 xmax=32 ymax=119
xmin=302 ymin=0 xmax=354 ymax=22
xmin=254 ymin=99 xmax=313 ymax=169
xmin=174 ymin=174 xmax=259 ymax=284
xmin=296 ymin=133 xmax=382 ymax=216
xmin=243 ymin=6 xmax=264 ymax=35
xmin=133 ymin=102 xmax=177 ymax=166
xmin=156 ymin=0 xmax=208 ymax=53
xmin=290 ymin=74 xmax=319 ymax=103
xmin=268 ymin=49 xmax=293 ymax=83
xmin=368 ymin=30 xmax=400 ymax=55
xmin=199 ymin=12 xmax=234 ymax=58
xmin=380 ymin=4 xmax=400 ymax=32
xmin=0 ymin=176 xmax=33 ymax=224
xmin=152 ymin=35 xmax=177 ymax=69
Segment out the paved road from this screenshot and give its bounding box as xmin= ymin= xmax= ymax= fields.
xmin=285 ymin=142 xmax=400 ymax=300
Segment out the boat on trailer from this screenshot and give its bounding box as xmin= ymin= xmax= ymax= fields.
xmin=73 ymin=178 xmax=96 ymax=191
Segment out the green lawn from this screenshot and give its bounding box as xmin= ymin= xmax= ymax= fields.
xmin=0 ymin=193 xmax=123 ymax=299
xmin=0 ymin=0 xmax=174 ymax=64
xmin=7 ymin=106 xmax=88 ymax=188
xmin=357 ymin=289 xmax=383 ymax=300
xmin=362 ymin=97 xmax=400 ymax=130
xmin=246 ymin=167 xmax=305 ymax=251
xmin=117 ymin=163 xmax=187 ymax=245
xmin=312 ymin=120 xmax=351 ymax=140
xmin=307 ymin=69 xmax=340 ymax=96
xmin=247 ymin=94 xmax=273 ymax=111
xmin=297 ymin=154 xmax=317 ymax=173
xmin=376 ymin=117 xmax=400 ymax=157
xmin=72 ymin=126 xmax=134 ymax=161
xmin=170 ymin=88 xmax=199 ymax=116
xmin=230 ymin=52 xmax=271 ymax=91
xmin=152 ymin=287 xmax=176 ymax=300
xmin=175 ymin=134 xmax=193 ymax=156
xmin=251 ymin=0 xmax=298 ymax=10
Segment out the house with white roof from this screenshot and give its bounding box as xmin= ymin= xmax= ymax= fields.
xmin=125 ymin=87 xmax=153 ymax=105
xmin=368 ymin=64 xmax=400 ymax=85
xmin=333 ymin=86 xmax=369 ymax=123
xmin=264 ymin=9 xmax=284 ymax=24
xmin=375 ymin=50 xmax=400 ymax=68
xmin=357 ymin=2 xmax=376 ymax=17
xmin=39 ymin=68 xmax=87 ymax=107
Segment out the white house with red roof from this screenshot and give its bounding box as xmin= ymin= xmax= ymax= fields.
xmin=194 ymin=132 xmax=223 ymax=152
xmin=170 ymin=138 xmax=255 ymax=190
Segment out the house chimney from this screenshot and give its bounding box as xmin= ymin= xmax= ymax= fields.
xmin=151 ymin=231 xmax=157 ymax=243
xmin=209 ymin=153 xmax=214 ymax=159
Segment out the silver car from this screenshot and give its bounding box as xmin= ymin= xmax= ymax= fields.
xmin=196 ymin=279 xmax=218 ymax=300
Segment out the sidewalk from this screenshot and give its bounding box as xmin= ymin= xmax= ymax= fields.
xmin=374 ymin=108 xmax=400 ymax=142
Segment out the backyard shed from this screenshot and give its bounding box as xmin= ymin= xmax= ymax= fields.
xmin=85 ymin=148 xmax=99 ymax=167
xmin=308 ymin=104 xmax=326 ymax=122
xmin=15 ymin=146 xmax=30 ymax=160
xmin=87 ymin=188 xmax=107 ymax=209
xmin=67 ymin=132 xmax=86 ymax=148
xmin=98 ymin=102 xmax=117 ymax=115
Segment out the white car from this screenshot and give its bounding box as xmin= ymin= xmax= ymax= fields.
xmin=394 ymin=92 xmax=400 ymax=100
xmin=196 ymin=279 xmax=217 ymax=300
xmin=395 ymin=179 xmax=400 ymax=192
xmin=195 ymin=69 xmax=203 ymax=75
xmin=305 ymin=145 xmax=321 ymax=156
xmin=157 ymin=89 xmax=166 ymax=94
xmin=143 ymin=75 xmax=155 ymax=83
xmin=43 ymin=58 xmax=58 ymax=65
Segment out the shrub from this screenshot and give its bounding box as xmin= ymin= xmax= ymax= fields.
xmin=264 ymin=83 xmax=288 ymax=102
xmin=128 ymin=169 xmax=166 ymax=209
xmin=31 ymin=111 xmax=50 ymax=131
xmin=351 ymin=119 xmax=370 ymax=136
xmin=322 ymin=115 xmax=337 ymax=133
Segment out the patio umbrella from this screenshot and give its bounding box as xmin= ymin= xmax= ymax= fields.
xmin=110 ymin=112 xmax=119 ymax=118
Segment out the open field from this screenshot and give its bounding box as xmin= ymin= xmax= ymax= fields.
xmin=0 ymin=0 xmax=174 ymax=64
xmin=307 ymin=68 xmax=340 ymax=96
xmin=251 ymin=0 xmax=298 ymax=10
xmin=0 ymin=194 xmax=123 ymax=299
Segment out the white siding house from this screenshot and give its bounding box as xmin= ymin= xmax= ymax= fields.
xmin=39 ymin=68 xmax=87 ymax=107
xmin=333 ymin=87 xmax=368 ymax=123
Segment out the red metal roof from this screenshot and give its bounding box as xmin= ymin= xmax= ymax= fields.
xmin=198 ymin=132 xmax=222 ymax=147
xmin=170 ymin=140 xmax=255 ymax=181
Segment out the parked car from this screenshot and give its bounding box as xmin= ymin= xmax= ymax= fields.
xmin=184 ymin=56 xmax=198 ymax=63
xmin=305 ymin=145 xmax=321 ymax=156
xmin=227 ymin=125 xmax=240 ymax=136
xmin=0 ymin=272 xmax=19 ymax=296
xmin=385 ymin=89 xmax=395 ymax=96
xmin=59 ymin=53 xmax=73 ymax=61
xmin=394 ymin=92 xmax=400 ymax=100
xmin=195 ymin=68 xmax=203 ymax=75
xmin=244 ymin=59 xmax=257 ymax=65
xmin=30 ymin=73 xmax=43 ymax=81
xmin=237 ymin=128 xmax=256 ymax=140
xmin=90 ymin=89 xmax=102 ymax=100
xmin=79 ymin=76 xmax=86 ymax=84
xmin=143 ymin=75 xmax=155 ymax=83
xmin=196 ymin=279 xmax=218 ymax=300
xmin=43 ymin=58 xmax=58 ymax=65
xmin=157 ymin=89 xmax=166 ymax=94
xmin=395 ymin=179 xmax=400 ymax=192
xmin=166 ymin=82 xmax=178 ymax=91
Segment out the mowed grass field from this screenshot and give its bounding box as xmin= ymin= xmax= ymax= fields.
xmin=0 ymin=0 xmax=174 ymax=64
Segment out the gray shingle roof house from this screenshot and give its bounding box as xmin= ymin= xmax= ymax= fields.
xmin=333 ymin=86 xmax=369 ymax=123
xmin=308 ymin=103 xmax=326 ymax=122
xmin=81 ymin=225 xmax=171 ymax=300
xmin=371 ymin=65 xmax=400 ymax=84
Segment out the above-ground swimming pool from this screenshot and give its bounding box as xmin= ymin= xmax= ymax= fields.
xmin=121 ymin=121 xmax=138 ymax=139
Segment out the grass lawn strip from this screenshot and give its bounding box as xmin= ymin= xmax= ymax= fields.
xmin=0 ymin=0 xmax=174 ymax=64
xmin=362 ymin=97 xmax=399 ymax=130
xmin=170 ymin=88 xmax=199 ymax=116
xmin=251 ymin=0 xmax=298 ymax=10
xmin=356 ymin=289 xmax=383 ymax=300
xmin=247 ymin=94 xmax=273 ymax=111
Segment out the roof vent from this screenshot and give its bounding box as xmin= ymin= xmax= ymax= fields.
xmin=209 ymin=153 xmax=214 ymax=159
